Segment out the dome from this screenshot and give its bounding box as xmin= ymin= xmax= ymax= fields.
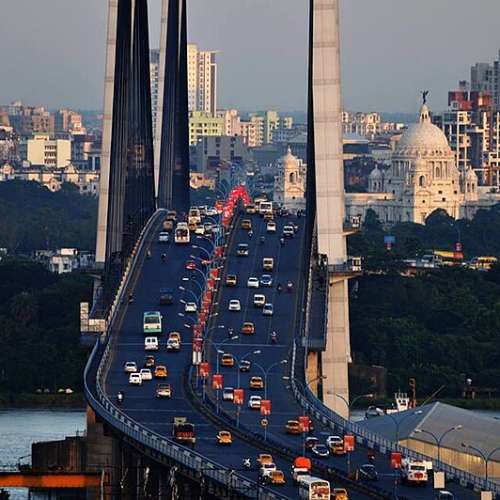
xmin=395 ymin=104 xmax=451 ymax=156
xmin=369 ymin=166 xmax=383 ymax=179
xmin=465 ymin=168 xmax=478 ymax=181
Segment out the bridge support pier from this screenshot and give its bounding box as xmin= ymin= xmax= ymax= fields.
xmin=322 ymin=276 xmax=350 ymax=419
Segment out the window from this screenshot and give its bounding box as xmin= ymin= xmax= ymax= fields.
xmin=442 ymin=198 xmax=446 ymax=202
xmin=419 ymin=175 xmax=425 ymax=187
xmin=438 ymin=190 xmax=442 ymax=194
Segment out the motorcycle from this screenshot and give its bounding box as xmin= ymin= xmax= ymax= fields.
xmin=287 ymin=281 xmax=293 ymax=293
xmin=128 ymin=293 xmax=134 ymax=304
xmin=271 ymin=332 xmax=277 ymax=344
xmin=260 ymin=236 xmax=265 ymax=245
xmin=277 ymin=284 xmax=283 ymax=293
xmin=243 ymin=458 xmax=252 ymax=470
xmin=161 ymin=253 xmax=167 ymax=263
xmin=117 ymin=391 xmax=124 ymax=404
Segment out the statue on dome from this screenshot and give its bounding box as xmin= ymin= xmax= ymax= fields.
xmin=422 ymin=90 xmax=429 ymax=105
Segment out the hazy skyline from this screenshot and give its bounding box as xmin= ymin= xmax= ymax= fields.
xmin=1 ymin=0 xmax=499 ymax=113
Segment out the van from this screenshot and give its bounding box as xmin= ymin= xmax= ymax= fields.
xmin=144 ymin=337 xmax=159 ymax=351
xmin=262 ymin=257 xmax=274 ymax=271
xmin=237 ymin=243 xmax=249 ymax=256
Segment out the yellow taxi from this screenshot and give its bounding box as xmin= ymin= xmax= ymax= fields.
xmin=216 ymin=430 xmax=233 ymax=445
xmin=154 ymin=365 xmax=168 ymax=378
xmin=256 ymin=454 xmax=273 ymax=467
xmin=249 ymin=376 xmax=264 ymax=389
xmin=285 ymin=420 xmax=302 ymax=435
xmin=241 ymin=219 xmax=252 ymax=230
xmin=221 ymin=353 xmax=235 ymax=367
xmin=241 ymin=322 xmax=255 ymax=335
xmin=333 ymin=488 xmax=349 ymax=500
xmin=268 ymin=470 xmax=286 ymax=485
xmin=168 ymin=331 xmax=181 ymax=343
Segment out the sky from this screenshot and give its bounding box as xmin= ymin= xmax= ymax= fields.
xmin=0 ymin=0 xmax=499 ymax=113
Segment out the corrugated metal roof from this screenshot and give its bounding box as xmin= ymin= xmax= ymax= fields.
xmin=359 ymin=402 xmax=500 ymax=458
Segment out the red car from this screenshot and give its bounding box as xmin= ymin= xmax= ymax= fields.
xmin=185 ymin=260 xmax=196 ymax=270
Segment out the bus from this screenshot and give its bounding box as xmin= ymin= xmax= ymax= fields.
xmin=174 ymin=222 xmax=190 ymax=244
xmin=258 ymin=201 xmax=273 ymax=217
xmin=143 ymin=311 xmax=162 ymax=334
xmin=468 ymin=256 xmax=498 ymax=271
xmin=298 ymin=477 xmax=330 ymax=500
xmin=433 ymin=250 xmax=463 ymax=267
xmin=188 ymin=208 xmax=201 ymax=225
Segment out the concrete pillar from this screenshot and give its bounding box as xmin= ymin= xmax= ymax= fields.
xmin=310 ymin=0 xmax=350 ymax=418
xmin=306 ymin=351 xmax=320 ymax=395
xmin=95 ymin=0 xmax=119 ymax=268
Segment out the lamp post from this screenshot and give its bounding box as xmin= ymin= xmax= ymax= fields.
xmin=461 ymin=443 xmax=500 ymax=482
xmin=413 ymin=425 xmax=462 ymax=464
xmin=181 ymin=275 xmax=204 ymax=296
xmin=335 ymin=393 xmax=374 ymax=422
xmin=179 ymin=287 xmax=201 ymax=306
xmin=385 ymin=410 xmax=423 ymax=444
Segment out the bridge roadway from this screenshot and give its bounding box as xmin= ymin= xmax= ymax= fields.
xmin=209 ymin=212 xmax=479 ymax=500
xmin=103 ymin=215 xmax=303 ymax=498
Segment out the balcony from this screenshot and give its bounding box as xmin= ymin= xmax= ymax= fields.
xmin=328 ymin=256 xmax=363 ymax=280
xmin=343 ymin=215 xmax=362 ymax=235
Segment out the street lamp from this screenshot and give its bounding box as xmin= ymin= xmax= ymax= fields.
xmin=182 ymin=276 xmax=204 ymax=295
xmin=413 ymin=425 xmax=462 ymax=464
xmin=461 ymin=442 xmax=500 ymax=482
xmin=252 ymin=359 xmax=288 ymax=400
xmin=335 ymin=393 xmax=374 ymax=421
xmin=191 ymin=245 xmax=213 ymax=260
xmin=178 ymin=286 xmax=201 ymax=305
xmin=385 ymin=410 xmax=423 ymax=444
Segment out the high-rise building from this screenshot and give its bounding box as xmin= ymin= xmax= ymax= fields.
xmin=470 ymin=50 xmax=500 ymax=110
xmin=188 ymin=111 xmax=224 ymax=145
xmin=20 ymin=134 xmax=71 ymax=168
xmin=150 ymin=49 xmax=160 ymax=138
xmin=195 ymin=48 xmax=217 ymax=115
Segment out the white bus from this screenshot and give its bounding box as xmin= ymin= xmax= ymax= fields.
xmin=258 ymin=201 xmax=273 ymax=217
xmin=298 ymin=476 xmax=330 ymax=500
xmin=143 ymin=311 xmax=162 ymax=334
xmin=174 ymin=222 xmax=190 ymax=244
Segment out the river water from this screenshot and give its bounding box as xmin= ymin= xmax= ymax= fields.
xmin=0 ymin=408 xmax=498 ymax=499
xmin=0 ymin=410 xmax=86 ymax=500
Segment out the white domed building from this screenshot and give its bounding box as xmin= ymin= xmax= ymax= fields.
xmin=345 ymin=101 xmax=497 ymax=225
xmin=273 ymin=147 xmax=306 ymax=209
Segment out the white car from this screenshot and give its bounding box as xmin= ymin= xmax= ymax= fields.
xmin=144 ymin=336 xmax=159 ymax=351
xmin=166 ymin=338 xmax=180 ymax=351
xmin=139 ymin=368 xmax=152 ymax=381
xmin=194 ymin=226 xmax=205 ymax=235
xmin=253 ymin=294 xmax=266 ymax=307
xmin=184 ymin=302 xmax=197 ymax=313
xmin=326 ymin=435 xmax=343 ymax=448
xmin=263 ymin=303 xmax=274 ymax=316
xmin=228 ymin=299 xmax=241 ymax=311
xmin=259 ymin=462 xmax=277 ymax=479
xmin=223 ymin=387 xmax=234 ymax=401
xmin=124 ymin=361 xmax=137 ymax=373
xmin=266 ymin=221 xmax=276 ymax=233
xmin=158 ymin=232 xmax=169 ymax=243
xmin=129 ymin=373 xmax=142 ymax=385
xmin=260 ymin=274 xmax=273 ymax=287
xmin=247 ymin=277 xmax=260 ymax=288
xmin=283 ymin=225 xmax=294 ymax=238
xmin=248 ymin=395 xmax=262 ymax=409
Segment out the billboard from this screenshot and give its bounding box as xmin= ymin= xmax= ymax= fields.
xmin=233 ymin=388 xmax=244 ymax=405
xmin=344 ymin=434 xmax=355 ymax=452
xmin=212 ymin=373 xmax=223 ymax=390
xmin=260 ymin=400 xmax=271 ymax=416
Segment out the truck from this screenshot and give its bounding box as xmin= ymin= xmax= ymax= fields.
xmin=400 ymin=458 xmax=428 ymax=486
xmin=172 ymin=417 xmax=196 ymax=447
xmin=292 ymin=456 xmax=311 ymax=484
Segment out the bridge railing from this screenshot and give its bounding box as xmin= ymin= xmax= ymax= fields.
xmin=84 ymin=210 xmax=285 ymax=500
xmin=290 ymin=341 xmax=500 ymax=497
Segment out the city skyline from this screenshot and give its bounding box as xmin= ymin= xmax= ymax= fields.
xmin=1 ymin=0 xmax=500 ymax=112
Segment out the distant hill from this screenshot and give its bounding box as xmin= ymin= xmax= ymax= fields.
xmin=0 ymin=180 xmax=97 ymax=253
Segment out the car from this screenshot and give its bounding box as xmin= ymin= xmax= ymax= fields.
xmin=258 ymin=463 xmax=277 ymax=480
xmin=263 ymin=470 xmax=286 ymax=485
xmin=435 ymin=491 xmax=455 ymax=500
xmin=250 ymin=376 xmax=264 ymax=389
xmin=262 ymin=303 xmax=274 ymax=316
xmin=241 ymin=322 xmax=255 ymax=335
xmin=247 ymin=277 xmax=260 ymax=288
xmin=222 ymin=387 xmax=234 ymax=401
xmin=333 ymin=488 xmax=349 ymax=500
xmin=239 ymin=360 xmax=251 ymax=372
xmin=139 ymin=368 xmax=152 ymax=381
xmin=283 ymin=225 xmax=294 ymax=238
xmin=285 ymin=420 xmax=302 ymax=435
xmin=185 ymin=260 xmax=196 ymax=270
xmin=216 ymin=430 xmax=233 ymax=445
xmin=256 ymin=454 xmax=273 ymax=467
xmin=359 ymin=464 xmax=378 ymax=481
xmin=266 ymin=221 xmax=277 ymax=233
xmin=159 ymin=288 xmax=174 ymax=305
xmin=263 ymin=212 xmax=273 ymax=221
xmin=326 ymin=435 xmax=345 ymax=455
xmin=168 ymin=332 xmax=181 ymax=343
xmin=158 ymin=231 xmax=170 ymax=243
xmin=144 ymin=337 xmax=159 ymax=351
xmin=246 ymin=204 xmax=256 ymax=214
xmin=154 ymin=365 xmax=168 ymax=378
xmin=221 ymin=353 xmax=235 ymax=367
xmin=253 ymin=294 xmax=266 ymax=307
xmin=248 ymin=395 xmax=262 ymax=409
xmin=194 ymin=225 xmax=205 ymax=235
xmin=237 ymin=243 xmax=249 ymax=256
xmin=225 ymin=274 xmax=237 ymax=286
xmin=144 ymin=356 xmax=155 ymax=368
xmin=305 ymin=437 xmax=319 ymax=450
xmin=311 ymin=444 xmax=330 ymax=458
xmin=260 ymin=274 xmax=273 ymax=287
xmin=262 ymin=257 xmax=274 ymax=271
xmin=241 ymin=219 xmax=252 ymax=230
xmin=129 ymin=372 xmax=142 ymax=385
xmin=166 ymin=338 xmax=180 ymax=351
xmin=124 ymin=361 xmax=137 ymax=373
xmin=155 ymin=382 xmax=172 ymax=398
xmin=228 ymin=299 xmax=241 ymax=311
xmin=184 ymin=302 xmax=197 ymax=313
